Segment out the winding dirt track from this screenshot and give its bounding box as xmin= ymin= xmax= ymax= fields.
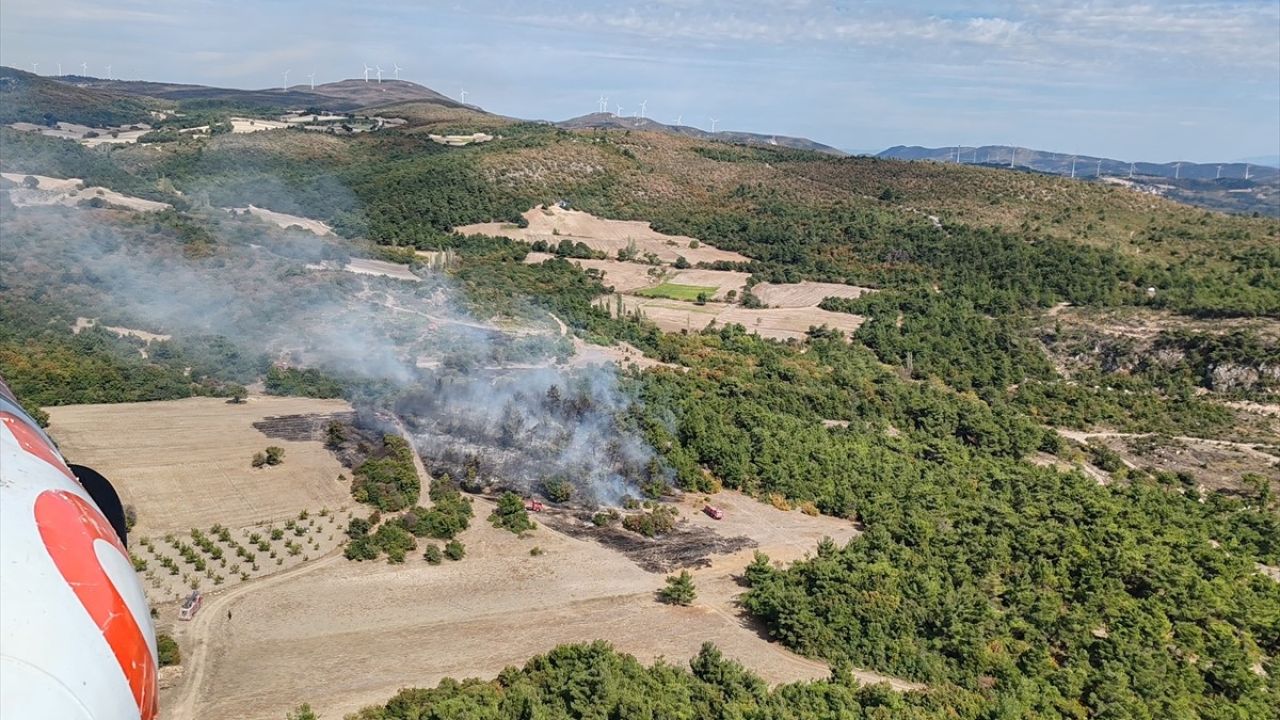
xmin=1057 ymin=429 xmax=1278 ymax=464
xmin=165 ymin=552 xmax=346 ymax=720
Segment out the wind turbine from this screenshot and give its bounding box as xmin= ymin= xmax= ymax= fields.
xmin=597 ymin=94 xmax=607 ymax=113
xmin=1216 ymin=165 xmax=1222 ymax=179
xmin=676 ymin=114 xmax=683 ymax=125
xmin=709 ymin=117 xmax=719 ymax=133
xmin=104 ymin=64 xmax=111 ymax=79
xmin=57 ymin=62 xmax=62 ymax=76
xmin=1174 ymin=162 xmax=1181 ymax=180
xmin=393 ymin=63 xmax=402 ymax=81
xmin=375 ymin=65 xmax=382 ymax=83
xmin=615 ymin=102 xmax=622 ymax=116
xmin=363 ymin=63 xmax=371 ymax=82
xmin=460 ymin=88 xmax=468 ymax=104
xmin=1070 ymin=154 xmax=1077 ymax=178
xmin=31 ymin=61 xmax=38 ymax=74
xmin=1244 ymin=164 xmax=1251 ymax=180
xmin=1095 ymin=159 xmax=1102 ymax=177
xmin=80 ymin=61 xmax=87 ymax=75
xmin=1009 ymin=145 xmax=1017 ymax=168
xmin=1129 ymin=161 xmax=1135 ymax=178
xmin=307 ymin=72 xmax=315 ymax=90
xmin=638 ymin=99 xmax=647 ymax=119
xmin=282 ymin=69 xmax=290 ymax=90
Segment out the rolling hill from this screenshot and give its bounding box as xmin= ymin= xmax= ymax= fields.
xmin=878 ymin=144 xmax=1280 ymax=181
xmin=558 ymin=112 xmax=845 ymax=156
xmin=57 ymin=75 xmax=461 ymax=113
xmin=0 ymin=66 xmax=154 ymax=126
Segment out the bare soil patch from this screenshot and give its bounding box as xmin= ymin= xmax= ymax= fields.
xmin=45 ymin=396 xmax=356 ymax=533
xmin=1055 ymin=429 xmax=1278 ymax=496
xmin=426 ymin=132 xmax=494 ymax=146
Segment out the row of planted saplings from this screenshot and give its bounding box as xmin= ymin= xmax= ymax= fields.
xmin=129 ymin=509 xmax=345 ymax=591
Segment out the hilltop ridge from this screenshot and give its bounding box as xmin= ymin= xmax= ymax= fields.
xmin=558 ymin=112 xmax=845 ymax=156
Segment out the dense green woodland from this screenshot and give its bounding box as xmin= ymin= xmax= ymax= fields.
xmin=348 ymin=642 xmax=992 ymax=720
xmin=1 ymin=108 xmax=1277 ymax=719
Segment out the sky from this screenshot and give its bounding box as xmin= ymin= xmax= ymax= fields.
xmin=2 ymin=0 xmax=1277 ymax=162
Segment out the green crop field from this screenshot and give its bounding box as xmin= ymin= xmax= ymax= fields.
xmin=634 ymin=283 xmax=718 ymax=301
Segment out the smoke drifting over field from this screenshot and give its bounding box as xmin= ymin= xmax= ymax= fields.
xmin=1 ymin=184 xmax=663 ymax=506
xmin=399 ymin=367 xmax=663 ymax=506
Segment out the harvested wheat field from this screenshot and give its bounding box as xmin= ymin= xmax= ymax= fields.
xmin=752 ymin=281 xmax=876 ymax=308
xmin=523 ymin=255 xmax=750 ymax=298
xmin=228 ymin=205 xmax=332 ymax=235
xmin=526 ymin=255 xmax=662 ymax=292
xmin=45 ymin=396 xmax=355 ymax=533
xmin=620 ymin=297 xmax=866 ymax=341
xmin=229 ymin=117 xmax=289 ymax=133
xmin=163 ymin=491 xmax=916 ymax=720
xmin=667 ymin=268 xmax=751 ymax=299
xmin=343 ymin=258 xmax=421 ymax=281
xmin=1 ymin=172 xmax=171 ymax=212
xmin=457 ymin=205 xmax=749 ymax=265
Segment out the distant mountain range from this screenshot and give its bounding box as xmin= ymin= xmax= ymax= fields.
xmin=3 ymin=66 xmax=1273 ymax=216
xmin=13 ymin=70 xmax=844 ymax=155
xmin=878 ymin=145 xmax=1279 ymax=217
xmin=878 ymin=145 xmax=1280 ymax=182
xmin=557 ymin=112 xmax=845 ymax=156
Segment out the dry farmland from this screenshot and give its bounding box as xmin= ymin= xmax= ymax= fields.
xmin=45 ymin=398 xmax=917 ymax=720
xmin=618 ymin=296 xmax=867 ymax=341
xmin=456 ymin=205 xmax=750 ymax=265
xmin=342 ymin=258 xmax=421 ymax=281
xmin=2 ymin=172 xmax=171 ymax=212
xmin=45 ymin=396 xmax=356 ymax=533
xmin=162 ymin=490 xmax=917 ymax=720
xmin=227 ymin=205 xmax=333 ymax=235
xmin=752 ymin=281 xmax=876 ymax=308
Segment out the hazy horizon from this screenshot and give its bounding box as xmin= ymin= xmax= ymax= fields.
xmin=2 ymin=0 xmax=1277 ymax=164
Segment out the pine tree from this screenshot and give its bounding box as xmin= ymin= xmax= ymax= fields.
xmin=659 ymin=570 xmax=697 ymax=606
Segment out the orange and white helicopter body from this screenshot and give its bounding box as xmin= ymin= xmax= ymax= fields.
xmin=0 ymin=383 xmax=158 ymax=720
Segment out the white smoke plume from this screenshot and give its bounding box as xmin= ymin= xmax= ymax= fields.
xmin=1 ymin=184 xmax=664 ymax=506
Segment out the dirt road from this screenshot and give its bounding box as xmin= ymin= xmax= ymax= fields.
xmin=160 ymin=491 xmax=918 ymax=719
